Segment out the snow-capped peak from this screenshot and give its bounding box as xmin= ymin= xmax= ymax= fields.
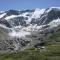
xmin=51 ymin=7 xmax=60 ymax=9
xmin=45 ymin=7 xmax=60 ymax=13
xmin=32 ymin=8 xmax=45 ymax=18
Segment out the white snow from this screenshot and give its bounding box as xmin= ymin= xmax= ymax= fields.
xmin=0 ymin=13 xmax=6 ymax=18
xmin=0 ymin=24 xmax=10 ymax=29
xmin=9 ymin=24 xmax=34 ymax=38
xmin=51 ymin=7 xmax=60 ymax=9
xmin=46 ymin=8 xmax=52 ymax=13
xmin=5 ymin=14 xmax=24 ymax=20
xmin=5 ymin=12 xmax=32 ymax=20
xmin=5 ymin=8 xmax=45 ymax=24
xmin=9 ymin=30 xmax=31 ymax=38
xmin=32 ymin=24 xmax=47 ymax=31
xmin=0 ymin=11 xmax=5 ymax=13
xmin=5 ymin=13 xmax=31 ymax=20
xmin=48 ymin=18 xmax=60 ymax=27
xmin=25 ymin=8 xmax=45 ymax=24
xmin=13 ymin=25 xmax=22 ymax=29
xmin=46 ymin=7 xmax=60 ymax=13
xmin=21 ymin=12 xmax=32 ymax=17
xmin=1 ymin=8 xmax=60 ymax=42
xmin=5 ymin=15 xmax=17 ymax=20
xmin=14 ymin=43 xmax=19 ymax=50
xmin=32 ymin=8 xmax=45 ymax=18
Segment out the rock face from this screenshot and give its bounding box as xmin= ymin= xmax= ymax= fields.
xmin=0 ymin=7 xmax=60 ymax=52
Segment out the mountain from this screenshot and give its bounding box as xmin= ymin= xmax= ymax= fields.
xmin=0 ymin=7 xmax=60 ymax=52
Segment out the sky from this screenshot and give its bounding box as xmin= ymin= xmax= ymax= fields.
xmin=0 ymin=0 xmax=60 ymax=11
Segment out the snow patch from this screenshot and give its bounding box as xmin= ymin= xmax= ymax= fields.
xmin=5 ymin=15 xmax=17 ymax=20
xmin=48 ymin=18 xmax=60 ymax=27
xmin=0 ymin=13 xmax=6 ymax=18
xmin=9 ymin=30 xmax=31 ymax=38
xmin=0 ymin=11 xmax=5 ymax=13
xmin=46 ymin=7 xmax=60 ymax=13
xmin=0 ymin=24 xmax=9 ymax=29
xmin=32 ymin=8 xmax=45 ymax=18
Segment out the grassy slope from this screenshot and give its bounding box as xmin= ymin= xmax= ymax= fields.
xmin=0 ymin=30 xmax=60 ymax=60
xmin=0 ymin=45 xmax=60 ymax=60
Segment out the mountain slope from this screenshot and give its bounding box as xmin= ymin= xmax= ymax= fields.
xmin=0 ymin=7 xmax=60 ymax=51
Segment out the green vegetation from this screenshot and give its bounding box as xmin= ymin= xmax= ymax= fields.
xmin=0 ymin=45 xmax=60 ymax=60
xmin=0 ymin=49 xmax=45 ymax=60
xmin=49 ymin=29 xmax=60 ymax=42
xmin=0 ymin=29 xmax=60 ymax=60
